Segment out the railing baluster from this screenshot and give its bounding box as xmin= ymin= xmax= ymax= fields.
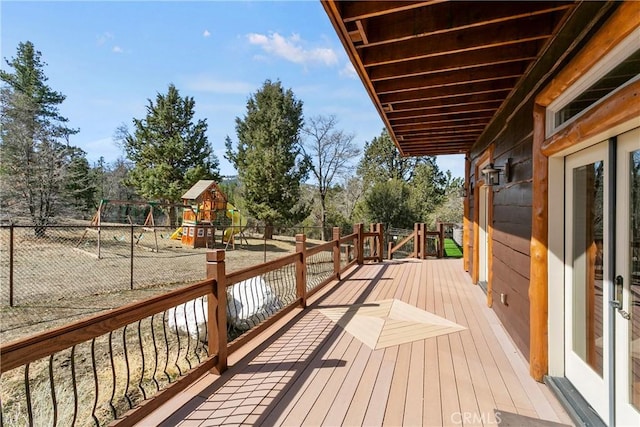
xmin=173 ymin=308 xmax=183 ymax=376
xmin=90 ymin=338 xmax=100 ymax=426
xmin=192 ymin=299 xmax=202 ymax=363
xmin=108 ymin=331 xmax=117 ymax=419
xmin=161 ymin=311 xmax=171 ymax=383
xmin=25 ymin=363 xmax=33 ymax=426
xmin=122 ymin=325 xmax=133 ymax=409
xmin=137 ymin=320 xmax=147 ymax=400
xmin=150 ymin=314 xmax=160 ymax=392
xmin=70 ymin=346 xmax=78 ymax=426
xmin=48 ymin=354 xmax=58 ymax=427
xmin=183 ymin=302 xmax=192 ymax=370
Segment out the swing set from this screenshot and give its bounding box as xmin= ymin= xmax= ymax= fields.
xmin=76 ymin=199 xmax=195 ymax=259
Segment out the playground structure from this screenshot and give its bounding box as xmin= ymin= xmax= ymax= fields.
xmin=180 ymin=180 xmax=248 ymax=249
xmin=75 ymin=181 xmax=249 ymax=257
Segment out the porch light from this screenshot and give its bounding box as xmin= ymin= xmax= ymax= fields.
xmin=481 ymin=163 xmax=502 ymax=186
xmin=481 ymin=158 xmax=513 ymax=186
xmin=458 ymin=184 xmax=468 ymax=198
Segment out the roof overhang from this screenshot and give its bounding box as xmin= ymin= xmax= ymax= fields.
xmin=322 ymin=1 xmax=578 ymax=156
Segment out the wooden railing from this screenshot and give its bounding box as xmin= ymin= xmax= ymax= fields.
xmin=0 ymin=225 xmax=372 ymax=426
xmin=387 ymin=223 xmax=444 ymax=260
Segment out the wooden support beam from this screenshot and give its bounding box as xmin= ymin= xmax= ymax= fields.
xmin=390 ymin=95 xmax=506 ymax=113
xmin=361 ymin=2 xmax=572 ymax=47
xmin=375 ymin=64 xmax=525 ymax=95
xmin=369 ymin=42 xmax=539 ymax=82
xmin=338 ymin=1 xmax=440 ymax=23
xmin=361 ymin=14 xmax=555 ymax=67
xmin=387 ymin=101 xmax=503 ymax=121
xmin=379 ymin=80 xmax=515 ymax=104
xmin=206 ymin=250 xmax=228 ymax=374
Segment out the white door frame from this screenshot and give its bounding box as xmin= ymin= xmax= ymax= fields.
xmin=547 ymin=119 xmax=640 ymax=425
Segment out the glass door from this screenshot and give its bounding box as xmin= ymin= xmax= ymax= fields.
xmin=615 ymin=128 xmax=640 ymax=426
xmin=565 ymin=141 xmax=610 ymax=420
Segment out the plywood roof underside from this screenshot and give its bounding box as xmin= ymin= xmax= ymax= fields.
xmin=322 ymin=1 xmax=577 ymax=156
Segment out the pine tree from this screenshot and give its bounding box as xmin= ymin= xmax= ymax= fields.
xmin=225 ymin=80 xmax=310 ymax=238
xmin=122 ymin=84 xmax=220 ymax=226
xmin=0 ymin=41 xmax=78 ymax=233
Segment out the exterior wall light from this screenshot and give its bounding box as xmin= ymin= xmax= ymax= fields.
xmin=481 ymin=158 xmax=513 ymax=186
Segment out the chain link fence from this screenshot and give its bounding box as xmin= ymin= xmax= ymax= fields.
xmin=0 ymin=223 xmax=341 ymax=308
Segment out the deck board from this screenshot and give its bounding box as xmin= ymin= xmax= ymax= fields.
xmin=144 ymin=259 xmax=574 ymax=427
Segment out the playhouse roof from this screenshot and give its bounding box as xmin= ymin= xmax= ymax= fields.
xmin=181 ymin=180 xmax=218 ymax=200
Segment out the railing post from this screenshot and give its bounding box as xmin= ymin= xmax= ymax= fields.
xmin=206 ymin=250 xmax=228 ymax=374
xmin=130 ymin=224 xmax=134 ymax=290
xmin=332 ymin=227 xmax=341 ymax=279
xmin=439 ymin=222 xmax=445 ymax=258
xmin=377 ymin=223 xmax=384 ymax=262
xmin=420 ymin=222 xmax=427 ymax=259
xmin=295 ymin=234 xmax=307 ymax=308
xmin=354 ymin=223 xmax=364 ymax=265
xmin=388 ymin=240 xmax=393 ymax=260
xmin=413 ymin=223 xmax=420 ymax=259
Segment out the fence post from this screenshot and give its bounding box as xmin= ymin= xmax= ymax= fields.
xmin=295 ymin=234 xmax=307 ymax=308
xmin=206 ymin=250 xmax=228 ymax=374
xmin=439 ymin=222 xmax=445 ymax=258
xmin=354 ymin=223 xmax=364 ymax=265
xmin=377 ymin=223 xmax=384 ymax=262
xmin=130 ymin=224 xmax=134 ymax=290
xmin=9 ymin=224 xmax=14 ymax=307
xmin=332 ymin=227 xmax=341 ymax=280
xmin=413 ymin=223 xmax=420 ymax=259
xmin=420 ymin=222 xmax=427 ymax=259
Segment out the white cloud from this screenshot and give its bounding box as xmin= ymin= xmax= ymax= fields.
xmin=246 ymin=32 xmax=338 ymax=67
xmin=184 ymin=75 xmax=253 ymax=94
xmin=340 ymin=62 xmax=358 ymax=79
xmin=97 ymin=32 xmax=113 ymax=46
xmin=203 ymin=29 xmax=211 ymax=37
xmin=112 ymin=46 xmax=124 ymax=54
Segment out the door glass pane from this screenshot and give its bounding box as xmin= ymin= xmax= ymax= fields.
xmin=630 ymin=150 xmax=640 ymax=410
xmin=572 ymin=161 xmax=604 ymax=377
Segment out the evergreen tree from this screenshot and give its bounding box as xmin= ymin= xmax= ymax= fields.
xmin=225 ymin=80 xmax=310 ymax=238
xmin=357 ymin=129 xmax=422 ymax=185
xmin=0 ymin=41 xmax=78 ymax=233
xmin=64 ymin=147 xmax=96 ymax=216
xmin=122 ymin=84 xmax=219 ymax=226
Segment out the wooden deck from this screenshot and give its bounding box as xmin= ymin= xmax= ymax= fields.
xmin=139 ymin=259 xmax=573 ymax=427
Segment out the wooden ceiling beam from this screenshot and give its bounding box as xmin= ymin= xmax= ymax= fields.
xmin=400 ymin=127 xmax=486 ymax=138
xmin=388 ymin=104 xmax=500 ymax=121
xmin=393 ymin=116 xmax=494 ymax=130
xmin=391 ymin=110 xmax=498 ymax=126
xmin=361 ymin=2 xmax=572 ymax=47
xmin=339 ymin=1 xmax=443 ymax=23
xmin=379 ymin=80 xmax=516 ymax=104
xmin=361 ymin=14 xmax=557 ymax=67
xmin=395 ymin=122 xmax=487 ymax=138
xmin=375 ymin=64 xmax=526 ymax=95
xmin=369 ymin=43 xmax=539 ymax=82
xmin=390 ymin=95 xmax=504 ymax=113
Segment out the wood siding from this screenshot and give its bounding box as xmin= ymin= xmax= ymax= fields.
xmin=467 ymin=1 xmax=616 ymax=359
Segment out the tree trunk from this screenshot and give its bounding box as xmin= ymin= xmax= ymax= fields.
xmin=320 ymin=193 xmax=327 ymax=241
xmin=263 ymin=223 xmax=274 ymax=240
xmin=168 ymin=206 xmax=177 ymax=228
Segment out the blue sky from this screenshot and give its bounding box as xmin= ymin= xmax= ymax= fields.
xmin=1 ymin=0 xmax=464 ymax=178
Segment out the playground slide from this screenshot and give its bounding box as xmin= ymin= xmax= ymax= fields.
xmin=170 ymin=227 xmax=183 ymax=240
xmin=223 ymin=203 xmax=247 ymax=243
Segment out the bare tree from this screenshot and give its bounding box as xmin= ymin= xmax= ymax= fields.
xmin=302 ymin=115 xmax=360 ymax=240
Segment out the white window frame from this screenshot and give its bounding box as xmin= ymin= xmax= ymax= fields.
xmin=546 ymin=27 xmax=640 ymax=138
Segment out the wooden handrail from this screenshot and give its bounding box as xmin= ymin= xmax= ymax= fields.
xmin=0 ymin=279 xmax=215 ymax=373
xmin=226 ymin=252 xmax=299 ymax=285
xmin=339 ymin=233 xmax=357 ymax=244
xmin=306 ymin=239 xmax=337 ymax=257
